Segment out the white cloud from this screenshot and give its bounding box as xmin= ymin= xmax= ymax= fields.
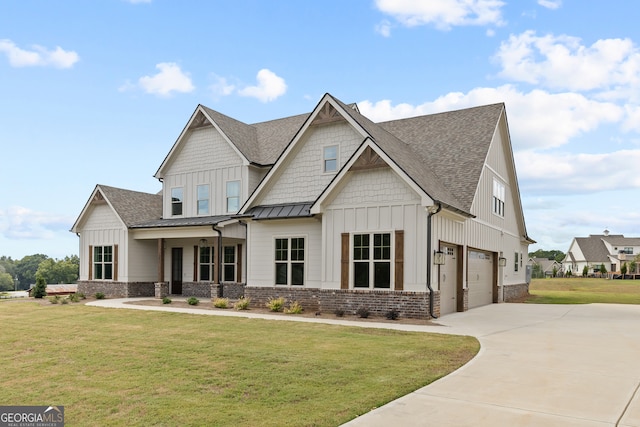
xmin=0 ymin=39 xmax=79 ymax=68
xmin=138 ymin=62 xmax=194 ymax=96
xmin=359 ymin=85 xmax=623 ymax=150
xmin=375 ymin=20 xmax=393 ymax=37
xmin=494 ymin=31 xmax=640 ymax=93
xmin=209 ymin=74 xmax=236 ymax=98
xmin=0 ymin=206 xmax=73 ymax=240
xmin=538 ymin=0 xmax=562 ymax=9
xmin=238 ymin=69 xmax=287 ymax=102
xmin=374 ymin=0 xmax=505 ymax=30
xmin=516 ymin=149 xmax=640 ymax=193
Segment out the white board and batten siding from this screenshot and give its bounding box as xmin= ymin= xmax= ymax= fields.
xmin=259 ymin=122 xmax=362 ymax=206
xmin=162 ymin=127 xmax=245 ymax=217
xmin=247 ymin=219 xmax=322 ymax=288
xmin=322 ymin=167 xmax=427 ymax=291
xmin=77 ymin=204 xmax=127 ymax=281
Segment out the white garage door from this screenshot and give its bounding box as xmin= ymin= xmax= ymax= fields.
xmin=467 ymin=249 xmax=494 ymax=309
xmin=439 ymin=245 xmax=458 ymax=315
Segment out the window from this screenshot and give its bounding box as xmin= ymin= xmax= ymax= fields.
xmin=171 ymin=187 xmax=183 ymax=216
xmin=621 ymin=247 xmax=634 ymax=255
xmin=323 ymin=145 xmax=338 ymax=172
xmin=226 ymin=181 xmax=240 ymax=213
xmin=353 ymin=233 xmax=391 ymax=289
xmin=492 ymin=179 xmax=505 ymax=217
xmin=197 ymin=185 xmax=209 ymax=215
xmin=223 ymin=246 xmax=236 ymax=282
xmin=514 ymin=252 xmax=519 ymax=272
xmin=275 ymin=237 xmax=305 ymax=286
xmin=199 ymin=246 xmax=215 ymax=281
xmin=93 ymin=246 xmax=113 ymax=280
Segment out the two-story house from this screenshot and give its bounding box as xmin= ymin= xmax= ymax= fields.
xmin=563 ymin=230 xmax=640 ymax=276
xmin=71 ymin=93 xmax=534 ymax=318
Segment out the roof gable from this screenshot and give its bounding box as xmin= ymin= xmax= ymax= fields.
xmin=71 ymin=185 xmax=162 ymax=232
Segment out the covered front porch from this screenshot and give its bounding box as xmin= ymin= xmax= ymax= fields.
xmin=131 ymin=216 xmax=246 ymax=299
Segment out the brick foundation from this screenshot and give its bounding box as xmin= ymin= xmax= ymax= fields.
xmin=503 ymin=282 xmax=529 ymax=301
xmin=244 ymin=287 xmax=436 ymax=319
xmin=77 ymin=281 xmax=155 ymax=298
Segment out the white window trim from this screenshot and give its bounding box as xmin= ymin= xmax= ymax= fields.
xmin=349 ymin=231 xmax=394 ymax=289
xmin=171 ymin=187 xmax=184 ymax=217
xmin=322 ymin=144 xmax=339 ymax=174
xmin=492 ymin=178 xmax=505 ymax=218
xmin=196 ymin=184 xmax=210 ymax=216
xmin=274 ymin=236 xmax=307 ymax=286
xmin=93 ymin=245 xmax=114 ymax=281
xmin=226 ymin=180 xmax=241 ymax=213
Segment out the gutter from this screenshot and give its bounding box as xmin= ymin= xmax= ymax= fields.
xmin=426 ymin=202 xmax=442 ymax=319
xmin=212 ymin=224 xmax=222 ymax=297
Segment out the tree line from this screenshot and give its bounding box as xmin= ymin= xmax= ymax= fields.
xmin=0 ymin=254 xmax=79 ymax=292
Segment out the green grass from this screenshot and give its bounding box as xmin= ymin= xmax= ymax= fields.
xmin=528 ymin=277 xmax=640 ymax=304
xmin=0 ymin=302 xmax=478 ymax=426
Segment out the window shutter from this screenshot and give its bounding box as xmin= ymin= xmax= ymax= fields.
xmin=113 ymin=244 xmax=119 ymax=281
xmin=193 ymin=246 xmax=198 ymax=281
xmin=394 ymin=230 xmax=404 ymax=290
xmin=88 ymin=245 xmax=93 ymax=280
xmin=341 ymin=233 xmax=349 ymax=289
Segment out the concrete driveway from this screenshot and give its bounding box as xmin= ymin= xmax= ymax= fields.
xmin=343 ymin=303 xmax=640 ymax=427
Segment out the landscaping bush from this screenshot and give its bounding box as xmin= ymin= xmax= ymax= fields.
xmin=162 ymin=297 xmax=172 ymax=304
xmin=49 ymin=295 xmax=61 ymax=304
xmin=356 ymin=307 xmax=370 ymax=318
xmin=95 ymin=292 xmax=105 ymax=300
xmin=385 ymin=309 xmax=399 ymax=320
xmin=213 ymin=298 xmax=229 ymax=309
xmin=61 ymin=298 xmax=69 ymax=305
xmin=284 ymin=301 xmax=303 ymax=314
xmin=334 ymin=309 xmax=345 ymax=317
xmin=68 ymin=294 xmax=80 ymax=303
xmin=234 ymin=297 xmax=250 ymax=310
xmin=187 ymin=297 xmax=199 ymax=306
xmin=266 ymin=297 xmax=285 ymax=312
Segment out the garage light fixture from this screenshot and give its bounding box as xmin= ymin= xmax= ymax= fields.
xmin=498 ymin=257 xmax=507 ymax=267
xmin=434 ymin=250 xmax=445 ymax=265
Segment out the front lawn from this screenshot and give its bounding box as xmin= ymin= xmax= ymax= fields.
xmin=0 ymin=302 xmax=478 ymax=426
xmin=528 ymin=277 xmax=640 ymax=304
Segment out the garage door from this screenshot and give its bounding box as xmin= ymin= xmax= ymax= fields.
xmin=467 ymin=249 xmax=494 ymax=309
xmin=439 ymin=245 xmax=458 ymax=315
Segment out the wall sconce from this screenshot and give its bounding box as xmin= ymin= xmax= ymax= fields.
xmin=199 ymin=238 xmax=209 ymax=249
xmin=498 ymin=257 xmax=507 ymax=267
xmin=433 ymin=250 xmax=446 ymax=265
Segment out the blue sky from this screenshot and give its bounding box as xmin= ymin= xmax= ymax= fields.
xmin=1 ymin=0 xmax=639 ymax=260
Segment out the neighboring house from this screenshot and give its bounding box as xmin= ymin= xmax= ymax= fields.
xmin=563 ymin=230 xmax=640 ymax=275
xmin=529 ymin=257 xmax=562 ymax=278
xmin=71 ymin=93 xmax=534 ymax=318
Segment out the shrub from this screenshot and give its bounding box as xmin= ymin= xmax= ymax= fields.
xmin=284 ymin=301 xmax=303 ymax=314
xmin=234 ymin=297 xmax=250 ymax=310
xmin=61 ymin=298 xmax=69 ymax=305
xmin=68 ymin=293 xmax=80 ymax=303
xmin=33 ymin=276 xmax=47 ymax=299
xmin=266 ymin=297 xmax=285 ymax=312
xmin=49 ymin=295 xmax=61 ymax=304
xmin=77 ymin=292 xmax=86 ymax=299
xmin=213 ymin=297 xmax=229 ymax=309
xmin=162 ymin=297 xmax=172 ymax=304
xmin=187 ymin=297 xmax=199 ymax=306
xmin=385 ymin=309 xmax=399 ymax=320
xmin=356 ymin=307 xmax=370 ymax=318
xmin=95 ymin=292 xmax=105 ymax=300
xmin=334 ymin=309 xmax=345 ymax=317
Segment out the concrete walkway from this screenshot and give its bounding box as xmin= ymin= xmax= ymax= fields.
xmin=88 ymin=299 xmax=640 ymax=426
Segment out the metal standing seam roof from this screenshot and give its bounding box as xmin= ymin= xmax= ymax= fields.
xmin=131 ymin=215 xmax=234 ymax=229
xmin=245 ymin=203 xmax=313 ymax=220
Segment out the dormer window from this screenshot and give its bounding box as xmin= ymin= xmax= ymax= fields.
xmin=171 ymin=188 xmax=183 ymax=216
xmin=226 ymin=181 xmax=240 ymax=213
xmin=323 ymin=145 xmax=338 ymax=173
xmin=197 ymin=184 xmax=209 ymax=215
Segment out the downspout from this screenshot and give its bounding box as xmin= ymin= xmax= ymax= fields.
xmin=212 ymin=224 xmax=222 ymax=297
xmin=426 ymin=202 xmax=442 ymax=319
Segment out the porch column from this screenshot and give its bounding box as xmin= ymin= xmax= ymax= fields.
xmin=157 ymin=238 xmax=165 ymax=283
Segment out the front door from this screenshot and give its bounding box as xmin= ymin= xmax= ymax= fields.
xmin=439 ymin=245 xmax=458 ymax=315
xmin=171 ymin=247 xmax=183 ymax=294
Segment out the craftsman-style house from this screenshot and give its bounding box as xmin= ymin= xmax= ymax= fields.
xmin=71 ymin=93 xmax=534 ymax=318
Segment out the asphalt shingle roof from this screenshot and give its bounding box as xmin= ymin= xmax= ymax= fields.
xmin=97 ymin=185 xmax=162 ymax=227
